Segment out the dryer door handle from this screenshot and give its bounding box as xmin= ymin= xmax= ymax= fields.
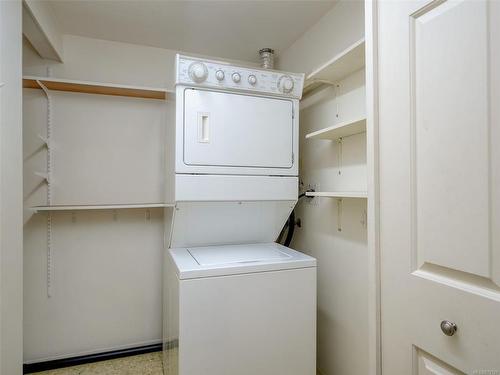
xmin=197 ymin=112 xmax=210 ymax=143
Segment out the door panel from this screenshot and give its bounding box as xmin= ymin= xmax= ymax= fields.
xmin=379 ymin=0 xmax=500 ymax=373
xmin=413 ymin=0 xmax=491 ymax=278
xmin=416 ymin=349 xmax=464 ymax=375
xmin=183 ymin=89 xmax=294 ymax=169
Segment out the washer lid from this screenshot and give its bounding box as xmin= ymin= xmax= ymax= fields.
xmin=189 ymin=243 xmax=291 ymax=266
xmin=168 ymin=243 xmax=316 ymax=280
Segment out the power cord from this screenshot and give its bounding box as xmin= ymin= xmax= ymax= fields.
xmin=277 ymin=188 xmax=315 ymax=246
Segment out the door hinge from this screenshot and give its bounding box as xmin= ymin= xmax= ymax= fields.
xmin=292 ymin=153 xmax=295 ymax=164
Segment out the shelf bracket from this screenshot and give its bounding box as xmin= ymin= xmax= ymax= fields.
xmin=337 ymin=137 xmax=343 ymax=175
xmin=335 ymin=83 xmax=341 ymax=119
xmin=309 ymin=78 xmax=336 ymax=86
xmin=336 ymin=198 xmax=343 ymax=232
xmin=34 ymin=171 xmax=49 ymax=182
xmin=37 ymin=134 xmax=50 ymax=148
xmin=361 ymin=208 xmax=367 ymax=229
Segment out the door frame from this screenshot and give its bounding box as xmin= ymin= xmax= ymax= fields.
xmin=0 ymin=0 xmax=23 ymax=374
xmin=365 ymin=1 xmax=382 ymax=375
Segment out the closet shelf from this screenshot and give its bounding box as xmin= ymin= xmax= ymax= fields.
xmin=31 ymin=203 xmax=175 ymax=213
xmin=306 ymin=117 xmax=366 ymax=140
xmin=306 ymin=191 xmax=367 ymax=199
xmin=23 ymin=76 xmax=172 ymax=100
xmin=303 ymin=38 xmax=365 ymax=96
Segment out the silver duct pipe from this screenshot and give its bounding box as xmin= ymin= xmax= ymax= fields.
xmin=259 ymin=48 xmax=275 ymax=69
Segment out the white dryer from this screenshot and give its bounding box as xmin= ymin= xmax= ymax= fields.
xmin=163 ymin=243 xmax=316 ymax=375
xmin=174 ymin=55 xmax=302 ymax=177
xmin=168 ymin=55 xmax=305 ymax=248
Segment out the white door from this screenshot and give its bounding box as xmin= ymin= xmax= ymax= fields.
xmin=183 ymin=89 xmax=294 ymax=169
xmin=378 ymin=0 xmax=500 ymax=373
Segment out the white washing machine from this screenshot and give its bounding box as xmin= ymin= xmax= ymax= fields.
xmin=163 ymin=242 xmax=317 ymax=375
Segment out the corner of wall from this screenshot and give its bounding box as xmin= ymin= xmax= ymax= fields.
xmin=277 ymin=1 xmax=364 ymax=74
xmin=23 ymin=0 xmax=64 ymax=62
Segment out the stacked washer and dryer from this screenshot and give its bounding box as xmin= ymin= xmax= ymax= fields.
xmin=163 ymin=55 xmax=317 ymax=375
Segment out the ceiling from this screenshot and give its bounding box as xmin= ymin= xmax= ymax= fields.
xmin=47 ymin=0 xmax=336 ymax=62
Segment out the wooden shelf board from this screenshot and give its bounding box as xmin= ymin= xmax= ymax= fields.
xmin=306 ymin=191 xmax=367 ymax=199
xmin=303 ymin=38 xmax=365 ymax=96
xmin=23 ymin=76 xmax=172 ymax=100
xmin=306 ymin=117 xmax=366 ymax=140
xmin=31 ymin=203 xmax=174 ymax=212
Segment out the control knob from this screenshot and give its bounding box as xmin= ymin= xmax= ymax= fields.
xmin=248 ymin=74 xmax=257 ymax=85
xmin=232 ymin=72 xmax=241 ymax=83
xmin=215 ymin=70 xmax=225 ymax=81
xmin=188 ymin=62 xmax=208 ymax=83
xmin=278 ymin=75 xmax=294 ymax=93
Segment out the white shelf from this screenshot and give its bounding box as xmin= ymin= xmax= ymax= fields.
xmin=305 ymin=117 xmax=366 ymax=140
xmin=306 ymin=191 xmax=367 ymax=199
xmin=303 ymin=38 xmax=365 ymax=96
xmin=23 ymin=76 xmax=173 ymax=100
xmin=31 ymin=203 xmax=175 ymax=213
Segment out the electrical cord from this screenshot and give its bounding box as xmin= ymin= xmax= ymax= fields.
xmin=277 ymin=189 xmax=315 ymax=247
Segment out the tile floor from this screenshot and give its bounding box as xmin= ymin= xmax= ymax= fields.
xmin=28 ymin=351 xmax=322 ymax=375
xmin=27 ymin=352 xmax=163 ymax=375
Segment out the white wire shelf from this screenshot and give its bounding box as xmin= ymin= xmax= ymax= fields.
xmin=31 ymin=203 xmax=175 ymax=213
xmin=305 ymin=117 xmax=366 ymax=140
xmin=306 ymin=191 xmax=367 ymax=199
xmin=23 ymin=76 xmax=172 ymax=100
xmin=303 ymin=38 xmax=365 ymax=96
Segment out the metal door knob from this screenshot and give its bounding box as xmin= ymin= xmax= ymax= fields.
xmin=440 ymin=320 xmax=457 ymax=336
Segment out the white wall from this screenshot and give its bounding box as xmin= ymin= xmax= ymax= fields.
xmin=23 ymin=34 xmax=258 ymax=89
xmin=23 ymin=34 xmax=176 ymax=88
xmin=277 ymin=2 xmax=368 ymax=375
xmin=23 ymin=89 xmax=169 ymax=362
xmin=23 ymin=36 xmax=172 ymax=362
xmin=24 ymin=209 xmax=165 ymax=362
xmin=0 ymin=1 xmax=23 ymax=374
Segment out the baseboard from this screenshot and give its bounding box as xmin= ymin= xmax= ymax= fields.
xmin=23 ymin=343 xmax=162 ymax=374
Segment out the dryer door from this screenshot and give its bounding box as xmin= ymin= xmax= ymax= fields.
xmin=183 ymin=89 xmax=294 ymax=169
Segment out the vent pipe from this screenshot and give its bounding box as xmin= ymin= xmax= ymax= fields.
xmin=259 ymin=48 xmax=275 ymax=69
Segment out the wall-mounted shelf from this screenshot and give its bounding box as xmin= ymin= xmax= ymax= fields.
xmin=303 ymin=38 xmax=365 ymax=96
xmin=23 ymin=76 xmax=172 ymax=100
xmin=306 ymin=191 xmax=367 ymax=231
xmin=31 ymin=203 xmax=175 ymax=213
xmin=305 ymin=117 xmax=366 ymax=140
xmin=306 ymin=191 xmax=367 ymax=199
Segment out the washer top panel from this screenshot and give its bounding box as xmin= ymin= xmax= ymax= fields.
xmin=169 ymin=243 xmax=316 ymax=279
xmin=189 ymin=243 xmax=291 ymax=266
xmin=176 ymin=54 xmax=305 ymax=99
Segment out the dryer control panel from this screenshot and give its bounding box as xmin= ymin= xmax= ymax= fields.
xmin=176 ymin=54 xmax=305 ymax=99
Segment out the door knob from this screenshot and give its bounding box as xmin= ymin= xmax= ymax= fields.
xmin=440 ymin=320 xmax=457 ymax=336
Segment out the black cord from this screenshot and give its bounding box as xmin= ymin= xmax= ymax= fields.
xmin=283 ymin=210 xmax=295 ymax=247
xmin=282 ymin=189 xmax=314 ymax=247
